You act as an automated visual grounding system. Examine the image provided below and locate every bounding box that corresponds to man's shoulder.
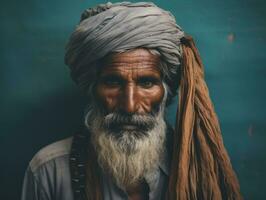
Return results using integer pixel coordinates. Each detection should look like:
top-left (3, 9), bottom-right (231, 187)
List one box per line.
top-left (29, 137), bottom-right (73, 173)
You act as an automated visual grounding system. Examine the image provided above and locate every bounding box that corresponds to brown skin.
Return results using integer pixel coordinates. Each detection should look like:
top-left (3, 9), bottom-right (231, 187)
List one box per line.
top-left (96, 48), bottom-right (164, 114)
top-left (95, 48), bottom-right (165, 199)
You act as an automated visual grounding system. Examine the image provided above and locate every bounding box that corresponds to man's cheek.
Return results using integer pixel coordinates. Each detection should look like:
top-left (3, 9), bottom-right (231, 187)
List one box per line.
top-left (138, 97), bottom-right (162, 113)
top-left (97, 93), bottom-right (118, 112)
top-left (142, 86), bottom-right (165, 108)
top-left (104, 96), bottom-right (118, 111)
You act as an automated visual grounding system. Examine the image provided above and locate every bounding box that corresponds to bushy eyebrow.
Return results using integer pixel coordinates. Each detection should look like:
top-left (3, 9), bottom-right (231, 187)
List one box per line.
top-left (99, 74), bottom-right (124, 82)
top-left (99, 73), bottom-right (123, 79)
top-left (137, 76), bottom-right (161, 82)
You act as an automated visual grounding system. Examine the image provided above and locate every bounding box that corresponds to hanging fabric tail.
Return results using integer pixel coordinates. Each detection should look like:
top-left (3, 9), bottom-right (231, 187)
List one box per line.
top-left (167, 36), bottom-right (242, 200)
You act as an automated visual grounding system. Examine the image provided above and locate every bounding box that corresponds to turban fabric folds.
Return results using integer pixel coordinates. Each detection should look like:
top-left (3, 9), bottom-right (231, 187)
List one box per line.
top-left (65, 2), bottom-right (184, 93)
top-left (66, 2), bottom-right (242, 200)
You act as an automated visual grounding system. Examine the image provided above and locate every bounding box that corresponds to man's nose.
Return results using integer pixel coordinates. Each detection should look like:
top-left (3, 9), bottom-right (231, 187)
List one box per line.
top-left (120, 84), bottom-right (138, 114)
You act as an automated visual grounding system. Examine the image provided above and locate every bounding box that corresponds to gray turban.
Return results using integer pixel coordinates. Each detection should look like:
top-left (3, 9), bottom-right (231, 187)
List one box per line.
top-left (65, 2), bottom-right (185, 94)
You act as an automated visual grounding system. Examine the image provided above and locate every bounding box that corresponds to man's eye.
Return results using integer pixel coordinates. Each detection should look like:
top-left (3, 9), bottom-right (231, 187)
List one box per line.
top-left (138, 78), bottom-right (158, 88)
top-left (139, 81), bottom-right (153, 88)
top-left (102, 77), bottom-right (121, 87)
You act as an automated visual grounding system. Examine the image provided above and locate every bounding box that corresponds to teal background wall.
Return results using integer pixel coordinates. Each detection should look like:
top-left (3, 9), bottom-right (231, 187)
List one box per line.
top-left (1, 0), bottom-right (266, 199)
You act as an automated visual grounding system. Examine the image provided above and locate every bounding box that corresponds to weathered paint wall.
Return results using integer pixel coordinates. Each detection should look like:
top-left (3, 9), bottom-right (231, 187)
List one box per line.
top-left (1, 0), bottom-right (266, 199)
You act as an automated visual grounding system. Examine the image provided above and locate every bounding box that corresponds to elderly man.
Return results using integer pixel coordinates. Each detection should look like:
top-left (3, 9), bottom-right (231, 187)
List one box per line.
top-left (21, 2), bottom-right (242, 200)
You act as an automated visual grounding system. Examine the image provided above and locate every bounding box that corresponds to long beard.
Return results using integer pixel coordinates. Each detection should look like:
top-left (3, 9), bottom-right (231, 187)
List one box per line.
top-left (85, 89), bottom-right (167, 189)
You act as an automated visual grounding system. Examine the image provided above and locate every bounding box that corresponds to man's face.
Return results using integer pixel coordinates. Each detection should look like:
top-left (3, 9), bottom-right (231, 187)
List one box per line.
top-left (96, 48), bottom-right (165, 116)
top-left (88, 49), bottom-right (167, 187)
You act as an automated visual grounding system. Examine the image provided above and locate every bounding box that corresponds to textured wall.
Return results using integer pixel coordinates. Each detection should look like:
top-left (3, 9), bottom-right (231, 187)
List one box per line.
top-left (1, 0), bottom-right (266, 199)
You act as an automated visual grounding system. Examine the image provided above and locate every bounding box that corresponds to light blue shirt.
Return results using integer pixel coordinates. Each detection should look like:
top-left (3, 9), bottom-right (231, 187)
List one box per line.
top-left (21, 137), bottom-right (170, 200)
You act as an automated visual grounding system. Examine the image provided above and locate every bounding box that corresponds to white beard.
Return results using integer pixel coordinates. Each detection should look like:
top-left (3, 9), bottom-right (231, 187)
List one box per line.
top-left (85, 85), bottom-right (168, 189)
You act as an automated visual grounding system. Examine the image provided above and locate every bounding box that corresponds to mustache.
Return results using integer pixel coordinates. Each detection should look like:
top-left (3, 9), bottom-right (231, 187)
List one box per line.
top-left (102, 112), bottom-right (157, 132)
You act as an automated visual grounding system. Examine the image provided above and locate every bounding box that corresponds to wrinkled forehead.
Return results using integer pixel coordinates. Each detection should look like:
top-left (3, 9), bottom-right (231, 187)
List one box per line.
top-left (97, 49), bottom-right (161, 77)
